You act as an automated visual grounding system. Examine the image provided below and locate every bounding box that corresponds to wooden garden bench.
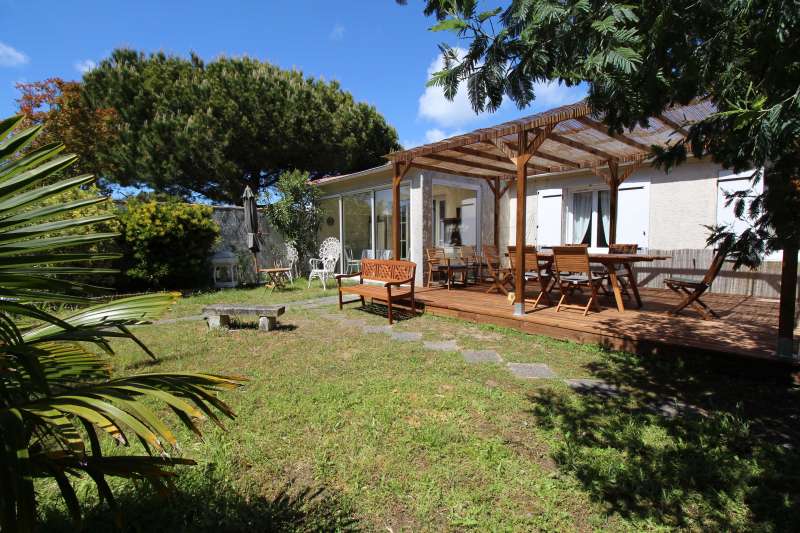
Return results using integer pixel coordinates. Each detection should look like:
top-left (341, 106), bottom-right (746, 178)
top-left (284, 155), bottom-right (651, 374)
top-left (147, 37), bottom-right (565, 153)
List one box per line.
top-left (336, 259), bottom-right (417, 324)
top-left (203, 304), bottom-right (285, 331)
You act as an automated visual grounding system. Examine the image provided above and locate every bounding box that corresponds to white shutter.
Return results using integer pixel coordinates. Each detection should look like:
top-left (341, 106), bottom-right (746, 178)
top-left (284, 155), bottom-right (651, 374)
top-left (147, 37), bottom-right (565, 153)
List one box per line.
top-left (617, 179), bottom-right (650, 248)
top-left (536, 188), bottom-right (563, 246)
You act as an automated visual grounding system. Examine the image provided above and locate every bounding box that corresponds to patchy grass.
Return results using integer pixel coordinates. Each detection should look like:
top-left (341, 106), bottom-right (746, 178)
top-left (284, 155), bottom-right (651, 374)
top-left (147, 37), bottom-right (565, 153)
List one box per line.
top-left (36, 287), bottom-right (799, 532)
top-left (166, 277), bottom-right (349, 318)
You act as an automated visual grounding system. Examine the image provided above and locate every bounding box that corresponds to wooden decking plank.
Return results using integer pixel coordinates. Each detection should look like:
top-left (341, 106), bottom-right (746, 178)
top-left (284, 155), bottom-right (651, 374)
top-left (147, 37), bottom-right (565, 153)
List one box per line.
top-left (408, 284), bottom-right (791, 363)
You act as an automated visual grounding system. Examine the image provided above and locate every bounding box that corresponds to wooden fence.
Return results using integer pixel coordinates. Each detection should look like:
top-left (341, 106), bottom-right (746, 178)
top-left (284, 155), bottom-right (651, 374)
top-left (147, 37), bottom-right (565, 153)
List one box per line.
top-left (634, 249), bottom-right (795, 300)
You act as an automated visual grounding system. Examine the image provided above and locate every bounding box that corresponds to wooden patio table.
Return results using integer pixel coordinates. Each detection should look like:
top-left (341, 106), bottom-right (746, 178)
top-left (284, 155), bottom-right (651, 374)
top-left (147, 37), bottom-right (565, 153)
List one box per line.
top-left (535, 251), bottom-right (670, 312)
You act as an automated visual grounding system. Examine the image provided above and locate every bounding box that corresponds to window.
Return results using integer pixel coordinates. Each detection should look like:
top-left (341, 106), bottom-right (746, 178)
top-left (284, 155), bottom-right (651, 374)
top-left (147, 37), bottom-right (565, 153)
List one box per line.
top-left (342, 192), bottom-right (372, 264)
top-left (431, 184), bottom-right (478, 247)
top-left (569, 190), bottom-right (609, 248)
top-left (374, 187), bottom-right (410, 259)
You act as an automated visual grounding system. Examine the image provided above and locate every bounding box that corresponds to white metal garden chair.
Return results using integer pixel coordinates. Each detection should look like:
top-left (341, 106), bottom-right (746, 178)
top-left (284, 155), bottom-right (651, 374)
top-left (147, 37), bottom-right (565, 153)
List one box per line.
top-left (284, 242), bottom-right (299, 283)
top-left (308, 237), bottom-right (341, 290)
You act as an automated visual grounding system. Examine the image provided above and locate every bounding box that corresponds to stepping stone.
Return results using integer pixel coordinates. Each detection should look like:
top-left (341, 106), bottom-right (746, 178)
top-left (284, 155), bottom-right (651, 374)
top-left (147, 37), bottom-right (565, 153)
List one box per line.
top-left (339, 318), bottom-right (366, 327)
top-left (391, 331), bottom-right (422, 342)
top-left (462, 349), bottom-right (503, 363)
top-left (649, 399), bottom-right (707, 418)
top-left (424, 339), bottom-right (460, 351)
top-left (566, 378), bottom-right (621, 398)
top-left (362, 325), bottom-right (393, 334)
top-left (507, 363), bottom-right (556, 379)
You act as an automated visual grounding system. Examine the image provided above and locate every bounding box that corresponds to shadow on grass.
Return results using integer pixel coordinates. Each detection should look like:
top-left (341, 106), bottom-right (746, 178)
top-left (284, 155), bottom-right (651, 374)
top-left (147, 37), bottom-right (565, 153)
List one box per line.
top-left (39, 475), bottom-right (359, 533)
top-left (528, 350), bottom-right (799, 531)
top-left (355, 302), bottom-right (418, 323)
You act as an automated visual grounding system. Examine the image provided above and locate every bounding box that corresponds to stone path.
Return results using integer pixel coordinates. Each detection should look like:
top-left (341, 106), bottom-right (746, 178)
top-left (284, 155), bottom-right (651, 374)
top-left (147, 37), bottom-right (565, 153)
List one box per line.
top-left (462, 350), bottom-right (503, 363)
top-left (391, 331), bottom-right (422, 342)
top-left (507, 363), bottom-right (556, 379)
top-left (423, 339), bottom-right (460, 351)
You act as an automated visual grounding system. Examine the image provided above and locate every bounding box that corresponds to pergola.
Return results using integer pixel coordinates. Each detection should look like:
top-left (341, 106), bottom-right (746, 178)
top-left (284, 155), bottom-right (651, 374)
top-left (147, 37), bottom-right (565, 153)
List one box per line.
top-left (385, 99), bottom-right (714, 315)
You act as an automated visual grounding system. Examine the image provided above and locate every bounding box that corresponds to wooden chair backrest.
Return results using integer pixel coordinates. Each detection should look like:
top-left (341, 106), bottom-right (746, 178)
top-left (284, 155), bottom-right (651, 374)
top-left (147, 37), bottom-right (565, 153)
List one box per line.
top-left (609, 243), bottom-right (638, 254)
top-left (702, 243), bottom-right (731, 287)
top-left (552, 245), bottom-right (591, 275)
top-left (361, 259), bottom-right (416, 283)
top-left (460, 245), bottom-right (477, 259)
top-left (426, 247), bottom-right (445, 263)
top-left (509, 250), bottom-right (542, 274)
top-left (482, 245), bottom-right (501, 266)
top-left (507, 245), bottom-right (537, 255)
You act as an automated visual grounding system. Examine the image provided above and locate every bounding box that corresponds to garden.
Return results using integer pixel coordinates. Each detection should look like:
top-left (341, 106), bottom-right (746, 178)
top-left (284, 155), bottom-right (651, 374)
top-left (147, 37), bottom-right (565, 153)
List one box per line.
top-left (3, 1), bottom-right (800, 530)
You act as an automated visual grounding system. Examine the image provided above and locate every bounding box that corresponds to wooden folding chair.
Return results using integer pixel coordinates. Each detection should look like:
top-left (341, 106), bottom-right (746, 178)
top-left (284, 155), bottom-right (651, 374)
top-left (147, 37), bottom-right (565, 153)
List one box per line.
top-left (482, 244), bottom-right (513, 294)
top-left (664, 244), bottom-right (729, 319)
top-left (425, 247), bottom-right (447, 287)
top-left (552, 245), bottom-right (608, 316)
top-left (506, 248), bottom-right (552, 311)
top-left (608, 243), bottom-right (642, 306)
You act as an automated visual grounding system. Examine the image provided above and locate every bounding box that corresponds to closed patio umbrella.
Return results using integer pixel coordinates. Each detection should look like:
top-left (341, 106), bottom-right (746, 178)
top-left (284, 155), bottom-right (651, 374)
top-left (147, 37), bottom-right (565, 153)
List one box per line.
top-left (242, 186), bottom-right (261, 275)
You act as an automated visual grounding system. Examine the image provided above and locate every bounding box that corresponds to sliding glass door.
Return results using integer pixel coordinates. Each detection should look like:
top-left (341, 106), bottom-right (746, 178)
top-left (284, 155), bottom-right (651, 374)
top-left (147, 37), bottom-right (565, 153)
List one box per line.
top-left (569, 189), bottom-right (609, 249)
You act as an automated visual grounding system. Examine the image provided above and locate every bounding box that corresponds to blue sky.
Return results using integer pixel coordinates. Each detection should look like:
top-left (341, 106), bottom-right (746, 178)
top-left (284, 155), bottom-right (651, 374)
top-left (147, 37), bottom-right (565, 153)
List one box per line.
top-left (0, 0), bottom-right (586, 151)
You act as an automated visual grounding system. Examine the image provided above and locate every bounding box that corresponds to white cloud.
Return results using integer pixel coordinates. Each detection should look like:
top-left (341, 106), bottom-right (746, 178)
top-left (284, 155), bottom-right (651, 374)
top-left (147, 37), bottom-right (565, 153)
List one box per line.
top-left (531, 80), bottom-right (587, 107)
top-left (329, 24), bottom-right (345, 41)
top-left (0, 42), bottom-right (29, 67)
top-left (74, 59), bottom-right (96, 74)
top-left (418, 49), bottom-right (588, 129)
top-left (417, 48), bottom-right (479, 128)
top-left (401, 128), bottom-right (464, 149)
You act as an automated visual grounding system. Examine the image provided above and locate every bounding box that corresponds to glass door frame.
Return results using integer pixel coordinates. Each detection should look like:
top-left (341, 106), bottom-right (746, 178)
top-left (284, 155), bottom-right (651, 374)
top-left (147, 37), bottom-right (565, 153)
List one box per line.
top-left (566, 185), bottom-right (610, 252)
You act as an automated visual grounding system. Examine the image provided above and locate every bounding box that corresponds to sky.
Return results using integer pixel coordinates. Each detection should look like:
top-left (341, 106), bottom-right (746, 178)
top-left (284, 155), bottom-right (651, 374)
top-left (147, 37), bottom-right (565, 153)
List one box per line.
top-left (0, 0), bottom-right (587, 151)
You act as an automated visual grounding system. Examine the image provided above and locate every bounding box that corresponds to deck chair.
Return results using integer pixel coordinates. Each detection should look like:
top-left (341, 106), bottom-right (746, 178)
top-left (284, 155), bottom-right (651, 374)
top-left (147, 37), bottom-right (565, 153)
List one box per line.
top-left (506, 247), bottom-right (552, 310)
top-left (664, 244), bottom-right (729, 319)
top-left (608, 243), bottom-right (640, 305)
top-left (552, 245), bottom-right (608, 316)
top-left (482, 244), bottom-right (513, 294)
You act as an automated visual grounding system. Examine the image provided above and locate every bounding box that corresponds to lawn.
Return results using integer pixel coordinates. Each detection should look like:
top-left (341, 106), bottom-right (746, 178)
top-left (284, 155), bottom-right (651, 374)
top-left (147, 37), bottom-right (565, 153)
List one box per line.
top-left (37, 287), bottom-right (799, 532)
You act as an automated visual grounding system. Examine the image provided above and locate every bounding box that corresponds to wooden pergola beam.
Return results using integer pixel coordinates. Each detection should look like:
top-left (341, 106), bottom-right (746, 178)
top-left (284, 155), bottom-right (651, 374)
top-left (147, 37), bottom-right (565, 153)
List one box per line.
top-left (422, 153), bottom-right (514, 175)
top-left (548, 132), bottom-right (619, 162)
top-left (409, 162), bottom-right (502, 181)
top-left (387, 101), bottom-right (590, 162)
top-left (576, 117), bottom-right (651, 152)
top-left (451, 146), bottom-right (514, 164)
top-left (658, 114), bottom-right (690, 136)
top-left (534, 149), bottom-right (580, 168)
top-left (391, 160), bottom-right (413, 260)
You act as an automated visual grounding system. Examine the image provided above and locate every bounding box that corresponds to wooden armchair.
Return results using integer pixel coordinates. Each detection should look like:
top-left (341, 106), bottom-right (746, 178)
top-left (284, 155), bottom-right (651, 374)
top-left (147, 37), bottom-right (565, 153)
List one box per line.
top-left (664, 244), bottom-right (729, 319)
top-left (552, 245), bottom-right (608, 316)
top-left (482, 244), bottom-right (513, 295)
top-left (507, 247), bottom-right (552, 310)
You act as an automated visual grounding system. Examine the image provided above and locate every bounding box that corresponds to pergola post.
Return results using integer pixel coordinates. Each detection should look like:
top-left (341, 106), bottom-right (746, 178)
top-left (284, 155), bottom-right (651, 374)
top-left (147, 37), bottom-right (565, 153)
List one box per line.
top-left (493, 176), bottom-right (501, 247)
top-left (607, 161), bottom-right (620, 245)
top-left (391, 161), bottom-right (412, 260)
top-left (513, 132), bottom-right (528, 316)
top-left (595, 158), bottom-right (644, 246)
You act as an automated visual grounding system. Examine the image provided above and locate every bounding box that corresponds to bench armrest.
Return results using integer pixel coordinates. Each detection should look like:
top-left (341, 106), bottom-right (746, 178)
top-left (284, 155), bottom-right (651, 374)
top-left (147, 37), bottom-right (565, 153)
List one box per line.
top-left (384, 276), bottom-right (415, 288)
top-left (336, 272), bottom-right (361, 280)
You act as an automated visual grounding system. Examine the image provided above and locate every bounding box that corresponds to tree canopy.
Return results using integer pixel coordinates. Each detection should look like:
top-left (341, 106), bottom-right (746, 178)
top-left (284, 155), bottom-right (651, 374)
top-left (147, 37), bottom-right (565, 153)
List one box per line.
top-left (410, 0), bottom-right (800, 355)
top-left (79, 49), bottom-right (400, 203)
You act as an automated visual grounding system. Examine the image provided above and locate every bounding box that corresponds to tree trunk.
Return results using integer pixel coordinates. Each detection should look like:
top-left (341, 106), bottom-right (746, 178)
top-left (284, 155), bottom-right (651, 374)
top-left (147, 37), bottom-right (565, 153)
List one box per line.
top-left (777, 238), bottom-right (798, 359)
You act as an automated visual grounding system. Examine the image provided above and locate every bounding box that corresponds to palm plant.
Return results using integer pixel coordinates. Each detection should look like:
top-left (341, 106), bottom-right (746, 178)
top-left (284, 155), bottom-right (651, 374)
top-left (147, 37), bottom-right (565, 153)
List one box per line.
top-left (0, 115), bottom-right (243, 532)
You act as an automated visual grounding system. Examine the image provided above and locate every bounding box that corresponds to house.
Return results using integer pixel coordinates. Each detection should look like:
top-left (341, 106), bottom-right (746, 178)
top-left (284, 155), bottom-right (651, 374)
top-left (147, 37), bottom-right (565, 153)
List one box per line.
top-left (315, 100), bottom-right (777, 297)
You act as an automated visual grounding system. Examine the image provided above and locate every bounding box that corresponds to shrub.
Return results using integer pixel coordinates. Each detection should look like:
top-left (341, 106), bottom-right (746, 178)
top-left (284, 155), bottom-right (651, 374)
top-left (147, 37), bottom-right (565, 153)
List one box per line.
top-left (118, 198), bottom-right (219, 289)
top-left (266, 170), bottom-right (322, 268)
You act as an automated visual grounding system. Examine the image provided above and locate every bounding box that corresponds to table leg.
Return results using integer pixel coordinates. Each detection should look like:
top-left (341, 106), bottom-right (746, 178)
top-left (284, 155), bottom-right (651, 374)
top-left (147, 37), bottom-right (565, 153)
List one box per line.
top-left (625, 263), bottom-right (643, 308)
top-left (207, 314), bottom-right (230, 329)
top-left (258, 316), bottom-right (277, 331)
top-left (607, 268), bottom-right (626, 312)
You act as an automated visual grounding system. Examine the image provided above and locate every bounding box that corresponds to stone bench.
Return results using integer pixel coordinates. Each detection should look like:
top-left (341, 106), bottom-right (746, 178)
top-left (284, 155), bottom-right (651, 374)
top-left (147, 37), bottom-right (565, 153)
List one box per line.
top-left (202, 304), bottom-right (286, 331)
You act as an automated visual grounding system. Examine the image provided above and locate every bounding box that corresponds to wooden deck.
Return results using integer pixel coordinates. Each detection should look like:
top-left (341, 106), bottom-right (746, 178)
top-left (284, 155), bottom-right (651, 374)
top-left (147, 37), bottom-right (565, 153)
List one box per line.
top-left (408, 283), bottom-right (798, 365)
